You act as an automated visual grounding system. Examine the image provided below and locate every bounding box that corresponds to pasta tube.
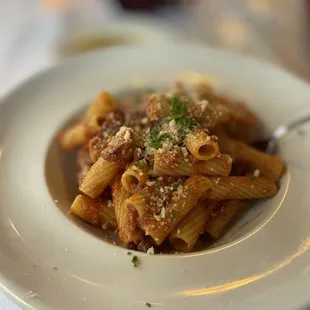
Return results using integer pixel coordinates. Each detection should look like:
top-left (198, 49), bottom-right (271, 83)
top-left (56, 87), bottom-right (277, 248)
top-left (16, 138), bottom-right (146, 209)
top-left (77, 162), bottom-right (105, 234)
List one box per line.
top-left (139, 175), bottom-right (213, 245)
top-left (70, 194), bottom-right (116, 229)
top-left (112, 179), bottom-right (143, 245)
top-left (209, 176), bottom-right (278, 200)
top-left (169, 202), bottom-right (209, 251)
top-left (79, 157), bottom-right (120, 198)
top-left (185, 129), bottom-right (220, 160)
top-left (216, 128), bottom-right (284, 181)
top-left (205, 200), bottom-right (244, 238)
top-left (121, 162), bottom-right (148, 192)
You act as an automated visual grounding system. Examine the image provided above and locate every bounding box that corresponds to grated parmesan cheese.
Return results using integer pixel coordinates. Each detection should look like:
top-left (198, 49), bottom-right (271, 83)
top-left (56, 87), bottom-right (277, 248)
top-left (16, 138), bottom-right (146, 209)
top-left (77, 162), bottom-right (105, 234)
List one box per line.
top-left (141, 117), bottom-right (148, 125)
top-left (27, 291), bottom-right (37, 299)
top-left (227, 155), bottom-right (232, 164)
top-left (181, 147), bottom-right (188, 157)
top-left (169, 119), bottom-right (176, 129)
top-left (116, 126), bottom-right (132, 140)
top-left (146, 247), bottom-right (155, 255)
top-left (116, 126), bottom-right (127, 136)
top-left (124, 130), bottom-right (131, 141)
top-left (160, 207), bottom-right (166, 219)
top-left (198, 100), bottom-right (209, 112)
top-left (154, 215), bottom-right (161, 222)
top-left (253, 169), bottom-right (260, 177)
top-left (146, 181), bottom-right (155, 187)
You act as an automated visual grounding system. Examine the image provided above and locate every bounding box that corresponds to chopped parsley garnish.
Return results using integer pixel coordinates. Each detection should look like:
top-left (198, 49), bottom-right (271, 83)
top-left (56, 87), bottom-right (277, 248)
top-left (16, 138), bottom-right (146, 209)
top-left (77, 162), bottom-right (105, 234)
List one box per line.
top-left (207, 107), bottom-right (214, 114)
top-left (250, 175), bottom-right (255, 181)
top-left (136, 161), bottom-right (147, 169)
top-left (167, 96), bottom-right (188, 120)
top-left (127, 252), bottom-right (132, 255)
top-left (177, 117), bottom-right (198, 139)
top-left (145, 302), bottom-right (152, 307)
top-left (166, 96), bottom-right (198, 139)
top-left (171, 181), bottom-right (182, 191)
top-left (170, 213), bottom-right (177, 221)
top-left (149, 127), bottom-right (170, 149)
top-left (148, 96), bottom-right (198, 151)
top-left (132, 255), bottom-right (139, 267)
top-left (202, 93), bottom-right (214, 102)
top-left (155, 183), bottom-right (161, 193)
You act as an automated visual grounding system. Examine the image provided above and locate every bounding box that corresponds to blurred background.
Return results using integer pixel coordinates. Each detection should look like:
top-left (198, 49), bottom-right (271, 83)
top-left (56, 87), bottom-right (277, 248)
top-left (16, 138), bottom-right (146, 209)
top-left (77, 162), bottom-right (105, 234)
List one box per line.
top-left (1, 0), bottom-right (310, 99)
top-left (0, 0), bottom-right (309, 309)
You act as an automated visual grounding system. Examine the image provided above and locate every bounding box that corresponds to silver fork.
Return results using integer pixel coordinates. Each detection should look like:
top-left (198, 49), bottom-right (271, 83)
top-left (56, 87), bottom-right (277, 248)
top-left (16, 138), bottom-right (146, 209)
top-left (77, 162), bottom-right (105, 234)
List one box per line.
top-left (252, 115), bottom-right (310, 154)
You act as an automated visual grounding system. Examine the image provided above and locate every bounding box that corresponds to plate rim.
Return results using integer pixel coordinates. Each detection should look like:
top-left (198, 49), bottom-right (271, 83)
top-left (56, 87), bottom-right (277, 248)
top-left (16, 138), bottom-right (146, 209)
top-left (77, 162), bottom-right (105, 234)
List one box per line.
top-left (0, 44), bottom-right (310, 310)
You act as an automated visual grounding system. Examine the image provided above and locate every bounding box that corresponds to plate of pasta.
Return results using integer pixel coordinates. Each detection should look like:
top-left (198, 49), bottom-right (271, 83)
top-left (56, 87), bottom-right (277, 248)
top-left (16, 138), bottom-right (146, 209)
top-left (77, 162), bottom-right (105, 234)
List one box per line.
top-left (0, 45), bottom-right (310, 310)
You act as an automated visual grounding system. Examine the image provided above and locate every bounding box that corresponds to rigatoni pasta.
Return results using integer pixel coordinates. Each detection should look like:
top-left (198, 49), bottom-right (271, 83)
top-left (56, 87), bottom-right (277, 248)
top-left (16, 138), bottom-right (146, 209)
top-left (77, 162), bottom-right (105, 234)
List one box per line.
top-left (58, 123), bottom-right (87, 151)
top-left (79, 157), bottom-right (120, 198)
top-left (209, 176), bottom-right (278, 200)
top-left (58, 92), bottom-right (117, 150)
top-left (185, 128), bottom-right (220, 160)
top-left (169, 201), bottom-right (209, 251)
top-left (205, 200), bottom-right (244, 238)
top-left (70, 194), bottom-right (116, 229)
top-left (138, 175), bottom-right (213, 245)
top-left (112, 179), bottom-right (143, 245)
top-left (121, 162), bottom-right (148, 192)
top-left (195, 154), bottom-right (232, 177)
top-left (59, 81), bottom-right (285, 253)
top-left (216, 127), bottom-right (284, 181)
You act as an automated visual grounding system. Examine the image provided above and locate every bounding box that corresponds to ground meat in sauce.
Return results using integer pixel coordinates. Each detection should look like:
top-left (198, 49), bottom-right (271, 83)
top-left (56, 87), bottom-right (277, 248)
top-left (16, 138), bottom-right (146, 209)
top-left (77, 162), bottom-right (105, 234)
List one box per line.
top-left (68, 85), bottom-right (273, 253)
top-left (156, 149), bottom-right (182, 170)
top-left (77, 144), bottom-right (92, 169)
top-left (101, 128), bottom-right (134, 164)
top-left (100, 110), bottom-right (125, 138)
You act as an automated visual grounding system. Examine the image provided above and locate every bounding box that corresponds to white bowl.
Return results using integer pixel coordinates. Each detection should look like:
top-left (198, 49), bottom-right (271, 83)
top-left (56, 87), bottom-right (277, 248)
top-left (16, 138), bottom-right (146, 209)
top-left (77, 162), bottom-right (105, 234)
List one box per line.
top-left (0, 45), bottom-right (310, 310)
top-left (58, 21), bottom-right (176, 57)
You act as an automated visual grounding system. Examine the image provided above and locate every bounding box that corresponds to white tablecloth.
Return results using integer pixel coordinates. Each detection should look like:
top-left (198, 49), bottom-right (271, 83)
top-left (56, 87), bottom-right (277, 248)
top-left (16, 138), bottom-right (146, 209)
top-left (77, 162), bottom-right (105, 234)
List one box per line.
top-left (0, 3), bottom-right (58, 309)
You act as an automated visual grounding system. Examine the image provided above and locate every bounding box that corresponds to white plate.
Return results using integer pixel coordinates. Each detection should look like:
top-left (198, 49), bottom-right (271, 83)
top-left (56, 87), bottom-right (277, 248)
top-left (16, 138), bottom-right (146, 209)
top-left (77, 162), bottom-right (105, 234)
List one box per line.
top-left (58, 20), bottom-right (178, 57)
top-left (0, 45), bottom-right (310, 310)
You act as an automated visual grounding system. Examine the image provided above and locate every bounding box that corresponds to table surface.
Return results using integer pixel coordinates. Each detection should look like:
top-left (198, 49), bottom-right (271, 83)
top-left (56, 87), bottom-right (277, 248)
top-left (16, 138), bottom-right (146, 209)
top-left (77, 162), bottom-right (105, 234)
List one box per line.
top-left (1, 0), bottom-right (310, 309)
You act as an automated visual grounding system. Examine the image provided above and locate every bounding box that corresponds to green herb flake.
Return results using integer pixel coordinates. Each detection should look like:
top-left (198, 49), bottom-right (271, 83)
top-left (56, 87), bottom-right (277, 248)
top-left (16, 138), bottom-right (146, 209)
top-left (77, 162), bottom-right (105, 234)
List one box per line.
top-left (171, 181), bottom-right (182, 191)
top-left (164, 95), bottom-right (199, 140)
top-left (250, 175), bottom-right (255, 181)
top-left (132, 255), bottom-right (139, 267)
top-left (155, 184), bottom-right (161, 193)
top-left (145, 302), bottom-right (152, 308)
top-left (170, 214), bottom-right (177, 221)
top-left (177, 117), bottom-right (198, 139)
top-left (167, 96), bottom-right (188, 120)
top-left (203, 93), bottom-right (214, 102)
top-left (149, 127), bottom-right (170, 150)
top-left (127, 252), bottom-right (132, 255)
top-left (207, 107), bottom-right (214, 114)
top-left (136, 161), bottom-right (146, 169)
top-left (179, 117), bottom-right (197, 131)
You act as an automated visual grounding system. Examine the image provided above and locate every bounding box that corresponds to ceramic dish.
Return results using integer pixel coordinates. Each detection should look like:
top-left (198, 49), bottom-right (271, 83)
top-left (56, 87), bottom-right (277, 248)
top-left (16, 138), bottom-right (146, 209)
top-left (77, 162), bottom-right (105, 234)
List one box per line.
top-left (58, 20), bottom-right (177, 57)
top-left (0, 45), bottom-right (310, 310)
